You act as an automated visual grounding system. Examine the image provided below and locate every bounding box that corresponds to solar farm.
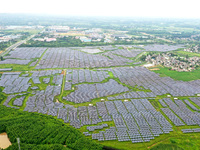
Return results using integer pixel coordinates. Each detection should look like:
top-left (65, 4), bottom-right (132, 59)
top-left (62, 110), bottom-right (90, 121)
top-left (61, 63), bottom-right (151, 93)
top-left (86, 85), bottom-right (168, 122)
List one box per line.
top-left (1, 45), bottom-right (200, 149)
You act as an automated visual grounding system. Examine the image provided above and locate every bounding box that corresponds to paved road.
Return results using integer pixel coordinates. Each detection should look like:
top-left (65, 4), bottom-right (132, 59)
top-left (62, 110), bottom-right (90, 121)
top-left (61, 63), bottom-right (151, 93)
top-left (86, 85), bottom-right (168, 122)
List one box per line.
top-left (0, 34), bottom-right (36, 57)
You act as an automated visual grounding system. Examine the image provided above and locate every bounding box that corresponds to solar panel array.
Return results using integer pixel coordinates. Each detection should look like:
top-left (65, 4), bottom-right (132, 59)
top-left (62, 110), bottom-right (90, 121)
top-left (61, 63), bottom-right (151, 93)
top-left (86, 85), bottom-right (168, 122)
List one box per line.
top-left (0, 47), bottom-right (46, 65)
top-left (29, 59), bottom-right (39, 66)
top-left (189, 97), bottom-right (200, 107)
top-left (184, 100), bottom-right (200, 111)
top-left (13, 96), bottom-right (176, 143)
top-left (162, 98), bottom-right (200, 126)
top-left (13, 96), bottom-right (26, 106)
top-left (142, 44), bottom-right (184, 52)
top-left (90, 99), bottom-right (173, 143)
top-left (3, 95), bottom-right (18, 108)
top-left (0, 45), bottom-right (183, 66)
top-left (34, 48), bottom-right (133, 69)
top-left (110, 67), bottom-right (200, 97)
top-left (87, 124), bottom-right (108, 131)
top-left (66, 69), bottom-right (110, 84)
top-left (1, 44), bottom-right (200, 145)
top-left (0, 72), bottom-right (31, 94)
top-left (181, 128), bottom-right (200, 133)
top-left (4, 47), bottom-right (46, 60)
top-left (24, 84), bottom-right (61, 113)
top-left (104, 49), bottom-right (142, 58)
top-left (63, 79), bottom-right (129, 103)
top-left (0, 59), bottom-right (31, 65)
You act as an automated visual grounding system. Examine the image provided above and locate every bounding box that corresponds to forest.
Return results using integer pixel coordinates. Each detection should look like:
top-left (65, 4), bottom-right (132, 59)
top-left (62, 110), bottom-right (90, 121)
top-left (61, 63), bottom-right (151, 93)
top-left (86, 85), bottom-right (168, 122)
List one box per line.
top-left (0, 105), bottom-right (103, 150)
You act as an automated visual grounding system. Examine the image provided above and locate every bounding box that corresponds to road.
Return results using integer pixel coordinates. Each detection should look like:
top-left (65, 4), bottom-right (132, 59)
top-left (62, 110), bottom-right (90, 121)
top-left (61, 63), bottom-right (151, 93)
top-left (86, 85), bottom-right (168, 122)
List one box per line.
top-left (0, 34), bottom-right (36, 57)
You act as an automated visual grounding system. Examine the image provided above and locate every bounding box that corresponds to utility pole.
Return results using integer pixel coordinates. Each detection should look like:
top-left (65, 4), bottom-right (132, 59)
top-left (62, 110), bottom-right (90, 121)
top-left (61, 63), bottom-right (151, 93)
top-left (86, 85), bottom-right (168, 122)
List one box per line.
top-left (17, 138), bottom-right (21, 150)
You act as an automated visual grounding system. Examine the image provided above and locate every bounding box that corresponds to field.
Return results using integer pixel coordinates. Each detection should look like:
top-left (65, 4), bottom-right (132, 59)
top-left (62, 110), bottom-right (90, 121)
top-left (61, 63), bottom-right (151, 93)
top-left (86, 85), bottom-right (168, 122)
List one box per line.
top-left (152, 66), bottom-right (200, 81)
top-left (98, 133), bottom-right (200, 150)
top-left (174, 51), bottom-right (200, 58)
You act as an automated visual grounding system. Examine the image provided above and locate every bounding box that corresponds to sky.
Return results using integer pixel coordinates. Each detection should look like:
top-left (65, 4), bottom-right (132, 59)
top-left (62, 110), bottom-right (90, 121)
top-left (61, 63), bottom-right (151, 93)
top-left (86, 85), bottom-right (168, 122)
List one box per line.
top-left (0, 0), bottom-right (200, 18)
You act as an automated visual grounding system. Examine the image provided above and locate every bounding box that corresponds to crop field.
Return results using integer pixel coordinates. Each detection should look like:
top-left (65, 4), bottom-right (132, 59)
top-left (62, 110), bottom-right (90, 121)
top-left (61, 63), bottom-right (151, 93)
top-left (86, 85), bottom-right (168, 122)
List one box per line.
top-left (1, 45), bottom-right (200, 150)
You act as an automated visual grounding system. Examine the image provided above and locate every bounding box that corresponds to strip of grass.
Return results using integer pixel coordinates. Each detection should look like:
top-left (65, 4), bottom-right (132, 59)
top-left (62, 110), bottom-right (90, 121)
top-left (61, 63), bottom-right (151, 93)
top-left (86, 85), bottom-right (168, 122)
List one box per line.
top-left (0, 87), bottom-right (7, 104)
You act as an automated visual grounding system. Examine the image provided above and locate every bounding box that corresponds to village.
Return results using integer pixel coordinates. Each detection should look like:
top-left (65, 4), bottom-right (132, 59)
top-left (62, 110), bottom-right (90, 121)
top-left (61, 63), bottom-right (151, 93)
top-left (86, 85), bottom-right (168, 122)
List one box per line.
top-left (145, 52), bottom-right (200, 72)
top-left (32, 26), bottom-right (150, 44)
top-left (184, 44), bottom-right (200, 53)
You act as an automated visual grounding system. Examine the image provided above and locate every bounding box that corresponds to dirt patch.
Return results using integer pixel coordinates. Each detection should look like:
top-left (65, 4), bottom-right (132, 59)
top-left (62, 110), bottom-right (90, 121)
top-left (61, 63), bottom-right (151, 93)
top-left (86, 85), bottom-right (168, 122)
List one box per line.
top-left (0, 133), bottom-right (12, 149)
top-left (149, 68), bottom-right (160, 71)
top-left (61, 70), bottom-right (65, 75)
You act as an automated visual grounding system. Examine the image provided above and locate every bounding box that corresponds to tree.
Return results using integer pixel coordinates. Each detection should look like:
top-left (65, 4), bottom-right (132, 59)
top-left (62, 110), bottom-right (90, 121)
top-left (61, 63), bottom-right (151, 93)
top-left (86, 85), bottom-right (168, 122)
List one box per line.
top-left (140, 55), bottom-right (146, 61)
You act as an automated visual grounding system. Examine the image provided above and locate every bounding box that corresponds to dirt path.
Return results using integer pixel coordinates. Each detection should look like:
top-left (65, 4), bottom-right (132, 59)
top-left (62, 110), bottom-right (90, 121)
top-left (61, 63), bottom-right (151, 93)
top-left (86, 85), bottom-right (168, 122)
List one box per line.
top-left (61, 69), bottom-right (67, 96)
top-left (0, 133), bottom-right (12, 149)
top-left (147, 137), bottom-right (169, 149)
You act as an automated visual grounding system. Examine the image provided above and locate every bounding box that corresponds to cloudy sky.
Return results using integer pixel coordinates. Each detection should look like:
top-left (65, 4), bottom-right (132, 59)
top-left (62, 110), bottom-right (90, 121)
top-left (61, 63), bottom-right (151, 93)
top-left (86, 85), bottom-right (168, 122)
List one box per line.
top-left (0, 0), bottom-right (199, 18)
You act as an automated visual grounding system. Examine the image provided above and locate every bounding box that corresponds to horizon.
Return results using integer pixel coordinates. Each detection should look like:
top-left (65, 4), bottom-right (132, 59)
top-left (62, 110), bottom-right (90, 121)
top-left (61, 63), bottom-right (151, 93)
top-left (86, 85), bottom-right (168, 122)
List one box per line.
top-left (1, 13), bottom-right (200, 20)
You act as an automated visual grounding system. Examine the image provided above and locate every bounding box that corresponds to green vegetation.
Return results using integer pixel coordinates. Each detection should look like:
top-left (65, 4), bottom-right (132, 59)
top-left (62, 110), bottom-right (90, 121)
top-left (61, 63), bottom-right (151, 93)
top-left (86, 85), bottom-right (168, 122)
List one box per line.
top-left (174, 50), bottom-right (200, 57)
top-left (152, 66), bottom-right (200, 81)
top-left (0, 29), bottom-right (41, 51)
top-left (0, 87), bottom-right (7, 104)
top-left (6, 143), bottom-right (71, 150)
top-left (150, 144), bottom-right (184, 150)
top-left (0, 63), bottom-right (33, 71)
top-left (0, 105), bottom-right (103, 150)
top-left (140, 55), bottom-right (147, 61)
top-left (1, 15), bottom-right (200, 150)
top-left (98, 133), bottom-right (200, 150)
top-left (0, 41), bottom-right (15, 51)
top-left (21, 36), bottom-right (111, 47)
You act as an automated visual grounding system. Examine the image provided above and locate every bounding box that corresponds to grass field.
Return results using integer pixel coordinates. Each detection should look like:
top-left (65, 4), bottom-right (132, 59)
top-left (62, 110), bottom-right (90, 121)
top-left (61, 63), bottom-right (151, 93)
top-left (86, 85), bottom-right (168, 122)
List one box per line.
top-left (151, 66), bottom-right (200, 81)
top-left (97, 132), bottom-right (200, 150)
top-left (174, 51), bottom-right (200, 57)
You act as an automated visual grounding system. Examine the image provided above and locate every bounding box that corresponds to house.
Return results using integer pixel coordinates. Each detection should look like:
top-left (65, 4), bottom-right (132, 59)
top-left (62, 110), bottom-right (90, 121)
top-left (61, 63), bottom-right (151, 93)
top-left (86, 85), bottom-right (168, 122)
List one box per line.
top-left (45, 38), bottom-right (56, 42)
